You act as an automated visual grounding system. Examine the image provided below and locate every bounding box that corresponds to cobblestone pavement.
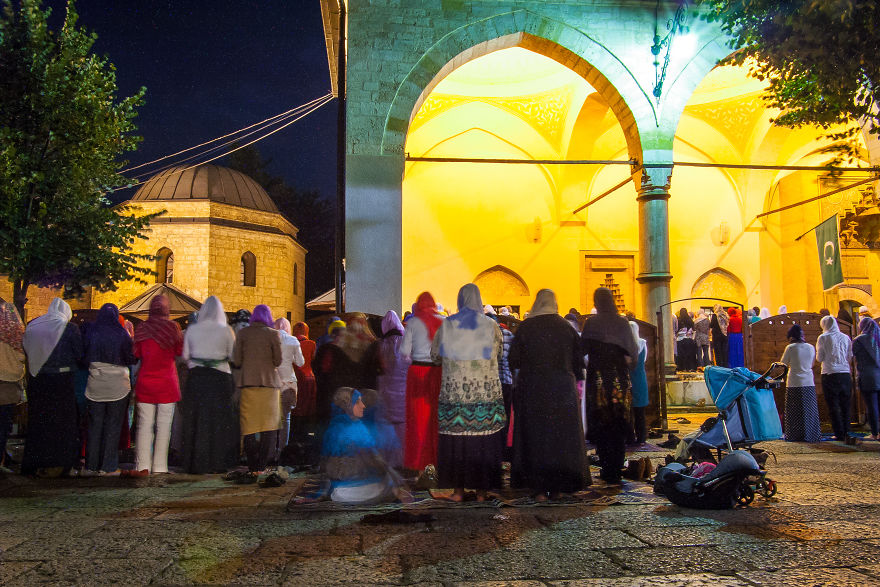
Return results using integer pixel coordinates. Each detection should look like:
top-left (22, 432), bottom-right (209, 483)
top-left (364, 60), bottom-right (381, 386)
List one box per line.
top-left (2, 437), bottom-right (880, 585)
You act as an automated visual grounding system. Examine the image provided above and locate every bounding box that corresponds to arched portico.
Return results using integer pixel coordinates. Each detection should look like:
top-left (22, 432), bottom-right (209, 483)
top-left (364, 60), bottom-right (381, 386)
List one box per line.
top-left (347, 7), bottom-right (693, 321)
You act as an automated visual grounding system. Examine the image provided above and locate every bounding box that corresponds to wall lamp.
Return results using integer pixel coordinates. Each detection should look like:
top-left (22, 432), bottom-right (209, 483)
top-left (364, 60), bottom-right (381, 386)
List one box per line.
top-left (651, 0), bottom-right (690, 102)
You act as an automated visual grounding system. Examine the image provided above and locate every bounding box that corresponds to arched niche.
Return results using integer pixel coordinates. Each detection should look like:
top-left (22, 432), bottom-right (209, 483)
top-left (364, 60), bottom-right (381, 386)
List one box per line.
top-left (156, 247), bottom-right (173, 284)
top-left (473, 265), bottom-right (529, 305)
top-left (241, 251), bottom-right (256, 287)
top-left (690, 267), bottom-right (746, 307)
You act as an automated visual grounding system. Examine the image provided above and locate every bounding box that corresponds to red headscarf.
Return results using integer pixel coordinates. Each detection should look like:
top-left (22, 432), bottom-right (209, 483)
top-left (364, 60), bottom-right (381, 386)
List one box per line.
top-left (413, 291), bottom-right (442, 340)
top-left (292, 321), bottom-right (310, 339)
top-left (133, 295), bottom-right (182, 350)
top-left (727, 307), bottom-right (743, 334)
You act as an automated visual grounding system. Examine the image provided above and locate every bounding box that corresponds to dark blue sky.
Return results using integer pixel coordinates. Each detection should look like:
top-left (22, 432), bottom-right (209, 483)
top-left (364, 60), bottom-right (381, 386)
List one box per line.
top-left (48, 0), bottom-right (337, 200)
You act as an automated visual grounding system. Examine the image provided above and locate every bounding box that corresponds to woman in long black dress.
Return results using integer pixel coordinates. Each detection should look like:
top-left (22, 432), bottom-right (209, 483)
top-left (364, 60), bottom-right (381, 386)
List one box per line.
top-left (581, 288), bottom-right (638, 484)
top-left (509, 289), bottom-right (588, 499)
top-left (180, 296), bottom-right (239, 473)
top-left (21, 298), bottom-right (83, 477)
top-left (710, 305), bottom-right (729, 367)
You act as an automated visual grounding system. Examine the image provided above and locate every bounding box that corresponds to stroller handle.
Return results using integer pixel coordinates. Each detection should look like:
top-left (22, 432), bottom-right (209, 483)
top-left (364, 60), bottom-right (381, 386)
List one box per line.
top-left (754, 362), bottom-right (788, 389)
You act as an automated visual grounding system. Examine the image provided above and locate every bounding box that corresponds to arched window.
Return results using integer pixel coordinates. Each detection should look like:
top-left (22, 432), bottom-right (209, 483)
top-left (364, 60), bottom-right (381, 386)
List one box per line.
top-left (241, 251), bottom-right (256, 287)
top-left (156, 248), bottom-right (173, 284)
top-left (293, 263), bottom-right (298, 295)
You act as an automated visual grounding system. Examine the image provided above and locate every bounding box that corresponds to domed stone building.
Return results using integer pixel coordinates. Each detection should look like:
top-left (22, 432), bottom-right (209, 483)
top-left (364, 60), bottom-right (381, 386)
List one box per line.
top-left (91, 164), bottom-right (306, 322)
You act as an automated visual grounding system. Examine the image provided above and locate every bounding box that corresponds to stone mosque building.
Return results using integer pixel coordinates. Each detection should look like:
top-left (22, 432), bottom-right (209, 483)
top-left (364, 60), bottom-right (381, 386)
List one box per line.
top-left (323, 0), bottom-right (880, 331)
top-left (3, 164), bottom-right (306, 323)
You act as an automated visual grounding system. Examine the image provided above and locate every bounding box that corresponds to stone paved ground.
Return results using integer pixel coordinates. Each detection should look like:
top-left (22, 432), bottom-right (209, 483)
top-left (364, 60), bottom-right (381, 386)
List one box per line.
top-left (2, 436), bottom-right (880, 586)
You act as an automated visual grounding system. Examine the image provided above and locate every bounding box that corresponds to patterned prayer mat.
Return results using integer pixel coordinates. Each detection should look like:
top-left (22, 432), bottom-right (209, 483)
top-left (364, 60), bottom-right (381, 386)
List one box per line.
top-left (285, 474), bottom-right (667, 512)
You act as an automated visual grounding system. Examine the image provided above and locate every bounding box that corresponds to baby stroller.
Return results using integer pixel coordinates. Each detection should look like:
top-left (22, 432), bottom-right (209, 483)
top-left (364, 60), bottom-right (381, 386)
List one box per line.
top-left (656, 364), bottom-right (786, 507)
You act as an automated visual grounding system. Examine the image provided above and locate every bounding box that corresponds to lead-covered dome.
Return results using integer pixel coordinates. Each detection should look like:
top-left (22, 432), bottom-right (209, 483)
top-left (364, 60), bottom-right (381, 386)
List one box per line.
top-left (131, 164), bottom-right (279, 213)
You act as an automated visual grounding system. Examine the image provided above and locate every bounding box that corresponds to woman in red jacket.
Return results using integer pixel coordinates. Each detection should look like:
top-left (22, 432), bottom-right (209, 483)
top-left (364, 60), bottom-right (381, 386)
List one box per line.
top-left (291, 322), bottom-right (318, 458)
top-left (130, 295), bottom-right (183, 476)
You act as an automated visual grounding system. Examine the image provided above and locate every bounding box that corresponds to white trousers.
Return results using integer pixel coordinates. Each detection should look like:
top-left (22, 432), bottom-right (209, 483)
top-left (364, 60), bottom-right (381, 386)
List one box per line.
top-left (135, 402), bottom-right (175, 473)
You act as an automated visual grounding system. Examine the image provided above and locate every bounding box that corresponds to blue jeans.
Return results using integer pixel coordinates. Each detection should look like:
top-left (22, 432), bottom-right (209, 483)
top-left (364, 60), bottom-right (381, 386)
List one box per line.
top-left (864, 389), bottom-right (879, 437)
top-left (86, 396), bottom-right (128, 472)
top-left (822, 373), bottom-right (852, 440)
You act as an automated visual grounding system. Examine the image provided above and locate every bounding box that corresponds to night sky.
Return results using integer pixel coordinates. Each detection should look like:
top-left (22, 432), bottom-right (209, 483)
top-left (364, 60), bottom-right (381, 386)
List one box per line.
top-left (46, 0), bottom-right (337, 202)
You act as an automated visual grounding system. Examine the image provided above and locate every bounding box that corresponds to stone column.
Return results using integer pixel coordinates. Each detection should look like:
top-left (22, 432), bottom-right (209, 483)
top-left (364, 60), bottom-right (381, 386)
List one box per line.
top-left (345, 153), bottom-right (405, 316)
top-left (636, 164), bottom-right (674, 365)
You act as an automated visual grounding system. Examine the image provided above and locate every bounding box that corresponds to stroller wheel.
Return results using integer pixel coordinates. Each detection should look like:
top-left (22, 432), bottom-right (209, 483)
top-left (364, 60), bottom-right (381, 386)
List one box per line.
top-left (736, 484), bottom-right (755, 506)
top-left (759, 479), bottom-right (777, 497)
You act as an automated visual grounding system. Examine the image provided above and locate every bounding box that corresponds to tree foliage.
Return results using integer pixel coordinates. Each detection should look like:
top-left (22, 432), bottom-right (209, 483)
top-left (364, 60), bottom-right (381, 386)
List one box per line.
top-left (225, 146), bottom-right (335, 301)
top-left (0, 0), bottom-right (155, 316)
top-left (701, 0), bottom-right (880, 159)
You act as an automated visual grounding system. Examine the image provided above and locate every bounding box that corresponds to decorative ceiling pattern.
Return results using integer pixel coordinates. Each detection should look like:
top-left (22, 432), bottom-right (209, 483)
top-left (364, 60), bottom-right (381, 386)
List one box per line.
top-left (409, 85), bottom-right (576, 152)
top-left (685, 95), bottom-right (767, 150)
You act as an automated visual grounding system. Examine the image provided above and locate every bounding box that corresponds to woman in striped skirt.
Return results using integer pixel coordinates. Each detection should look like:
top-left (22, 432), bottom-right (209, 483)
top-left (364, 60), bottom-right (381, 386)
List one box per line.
top-left (779, 324), bottom-right (821, 442)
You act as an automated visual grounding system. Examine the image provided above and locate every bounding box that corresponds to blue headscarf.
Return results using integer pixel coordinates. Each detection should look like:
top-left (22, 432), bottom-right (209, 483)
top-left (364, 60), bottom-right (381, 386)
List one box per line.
top-left (85, 303), bottom-right (133, 366)
top-left (860, 317), bottom-right (880, 355)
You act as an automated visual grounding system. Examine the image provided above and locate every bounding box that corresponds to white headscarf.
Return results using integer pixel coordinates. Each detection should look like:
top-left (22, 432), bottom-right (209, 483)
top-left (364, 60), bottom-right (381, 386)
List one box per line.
top-left (760, 307), bottom-right (770, 319)
top-left (483, 304), bottom-right (496, 315)
top-left (821, 314), bottom-right (840, 334)
top-left (528, 289), bottom-right (558, 318)
top-left (435, 283), bottom-right (499, 361)
top-left (630, 320), bottom-right (647, 356)
top-left (184, 296), bottom-right (232, 348)
top-left (23, 297), bottom-right (73, 376)
top-left (778, 305), bottom-right (788, 315)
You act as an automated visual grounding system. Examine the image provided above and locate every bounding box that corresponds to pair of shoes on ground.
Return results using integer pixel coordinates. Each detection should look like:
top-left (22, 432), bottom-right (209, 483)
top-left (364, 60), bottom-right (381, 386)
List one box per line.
top-left (622, 457), bottom-right (654, 482)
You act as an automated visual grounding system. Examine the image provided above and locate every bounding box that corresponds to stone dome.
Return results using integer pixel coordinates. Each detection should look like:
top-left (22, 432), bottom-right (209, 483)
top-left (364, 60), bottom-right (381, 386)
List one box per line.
top-left (131, 164), bottom-right (279, 213)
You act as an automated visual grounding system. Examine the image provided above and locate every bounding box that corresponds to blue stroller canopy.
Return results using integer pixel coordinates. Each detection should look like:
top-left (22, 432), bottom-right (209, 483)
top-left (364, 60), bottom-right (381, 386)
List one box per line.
top-left (700, 366), bottom-right (783, 446)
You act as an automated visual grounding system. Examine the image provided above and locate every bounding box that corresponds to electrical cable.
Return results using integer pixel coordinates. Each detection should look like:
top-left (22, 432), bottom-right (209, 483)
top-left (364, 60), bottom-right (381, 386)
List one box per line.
top-left (120, 93), bottom-right (332, 174)
top-left (108, 94), bottom-right (334, 194)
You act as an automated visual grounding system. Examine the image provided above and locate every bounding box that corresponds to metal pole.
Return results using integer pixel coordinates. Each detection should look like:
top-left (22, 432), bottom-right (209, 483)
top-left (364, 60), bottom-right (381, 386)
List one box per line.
top-left (757, 175), bottom-right (878, 220)
top-left (334, 1), bottom-right (346, 314)
top-left (656, 309), bottom-right (669, 432)
top-left (571, 174), bottom-right (636, 214)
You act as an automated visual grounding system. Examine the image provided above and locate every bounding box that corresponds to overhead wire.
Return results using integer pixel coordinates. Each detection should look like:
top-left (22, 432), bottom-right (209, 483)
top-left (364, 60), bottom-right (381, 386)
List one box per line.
top-left (120, 93), bottom-right (332, 174)
top-left (108, 93), bottom-right (334, 194)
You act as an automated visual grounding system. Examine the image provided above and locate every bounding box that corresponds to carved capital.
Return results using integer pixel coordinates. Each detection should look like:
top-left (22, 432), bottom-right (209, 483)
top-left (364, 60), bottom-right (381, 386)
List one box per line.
top-left (637, 165), bottom-right (673, 201)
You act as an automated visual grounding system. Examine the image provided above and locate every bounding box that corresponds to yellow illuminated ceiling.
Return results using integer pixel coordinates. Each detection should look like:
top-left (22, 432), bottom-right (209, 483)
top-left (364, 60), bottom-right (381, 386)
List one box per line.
top-left (408, 48), bottom-right (599, 155)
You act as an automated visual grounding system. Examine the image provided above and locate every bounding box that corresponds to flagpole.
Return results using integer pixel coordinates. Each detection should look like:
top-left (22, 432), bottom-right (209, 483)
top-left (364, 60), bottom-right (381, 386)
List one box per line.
top-left (794, 213), bottom-right (839, 242)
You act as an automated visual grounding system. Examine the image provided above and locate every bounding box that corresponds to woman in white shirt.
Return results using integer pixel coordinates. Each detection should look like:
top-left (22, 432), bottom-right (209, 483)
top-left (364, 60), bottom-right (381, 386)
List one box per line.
top-left (780, 324), bottom-right (821, 442)
top-left (273, 318), bottom-right (305, 459)
top-left (400, 291), bottom-right (444, 472)
top-left (180, 296), bottom-right (239, 473)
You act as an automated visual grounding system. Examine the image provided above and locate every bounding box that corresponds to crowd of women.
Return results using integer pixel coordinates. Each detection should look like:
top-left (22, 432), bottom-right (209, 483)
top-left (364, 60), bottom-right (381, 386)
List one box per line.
top-left (672, 305), bottom-right (758, 371)
top-left (9, 284), bottom-right (874, 501)
top-left (0, 282), bottom-right (657, 501)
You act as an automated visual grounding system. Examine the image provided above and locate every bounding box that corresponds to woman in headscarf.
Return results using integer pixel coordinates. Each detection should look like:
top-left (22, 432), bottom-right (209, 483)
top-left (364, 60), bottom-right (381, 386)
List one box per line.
top-left (674, 308), bottom-right (698, 372)
top-left (321, 387), bottom-right (400, 504)
top-left (129, 295), bottom-right (183, 476)
top-left (759, 307), bottom-right (771, 320)
top-left (853, 317), bottom-right (880, 440)
top-left (727, 308), bottom-right (744, 368)
top-left (778, 305), bottom-right (788, 315)
top-left (179, 296), bottom-right (239, 474)
top-left (274, 317), bottom-right (305, 461)
top-left (628, 321), bottom-right (650, 445)
top-left (508, 289), bottom-right (587, 500)
top-left (709, 305), bottom-right (729, 367)
top-left (431, 284), bottom-right (506, 501)
top-left (816, 315), bottom-right (853, 441)
top-left (290, 321), bottom-right (318, 461)
top-left (376, 311), bottom-right (410, 467)
top-left (580, 287), bottom-right (638, 484)
top-left (400, 292), bottom-right (444, 472)
top-left (233, 304), bottom-right (282, 478)
top-left (0, 303), bottom-right (25, 472)
top-left (837, 302), bottom-right (853, 326)
top-left (81, 304), bottom-right (137, 476)
top-left (749, 306), bottom-right (762, 324)
top-left (693, 310), bottom-right (711, 367)
top-left (779, 324), bottom-right (820, 442)
top-left (314, 314), bottom-right (381, 429)
top-left (20, 298), bottom-right (83, 477)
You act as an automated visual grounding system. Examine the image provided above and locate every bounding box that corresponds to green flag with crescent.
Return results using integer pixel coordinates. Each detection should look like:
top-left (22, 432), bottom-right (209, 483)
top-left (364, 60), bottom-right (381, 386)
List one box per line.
top-left (815, 214), bottom-right (844, 291)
